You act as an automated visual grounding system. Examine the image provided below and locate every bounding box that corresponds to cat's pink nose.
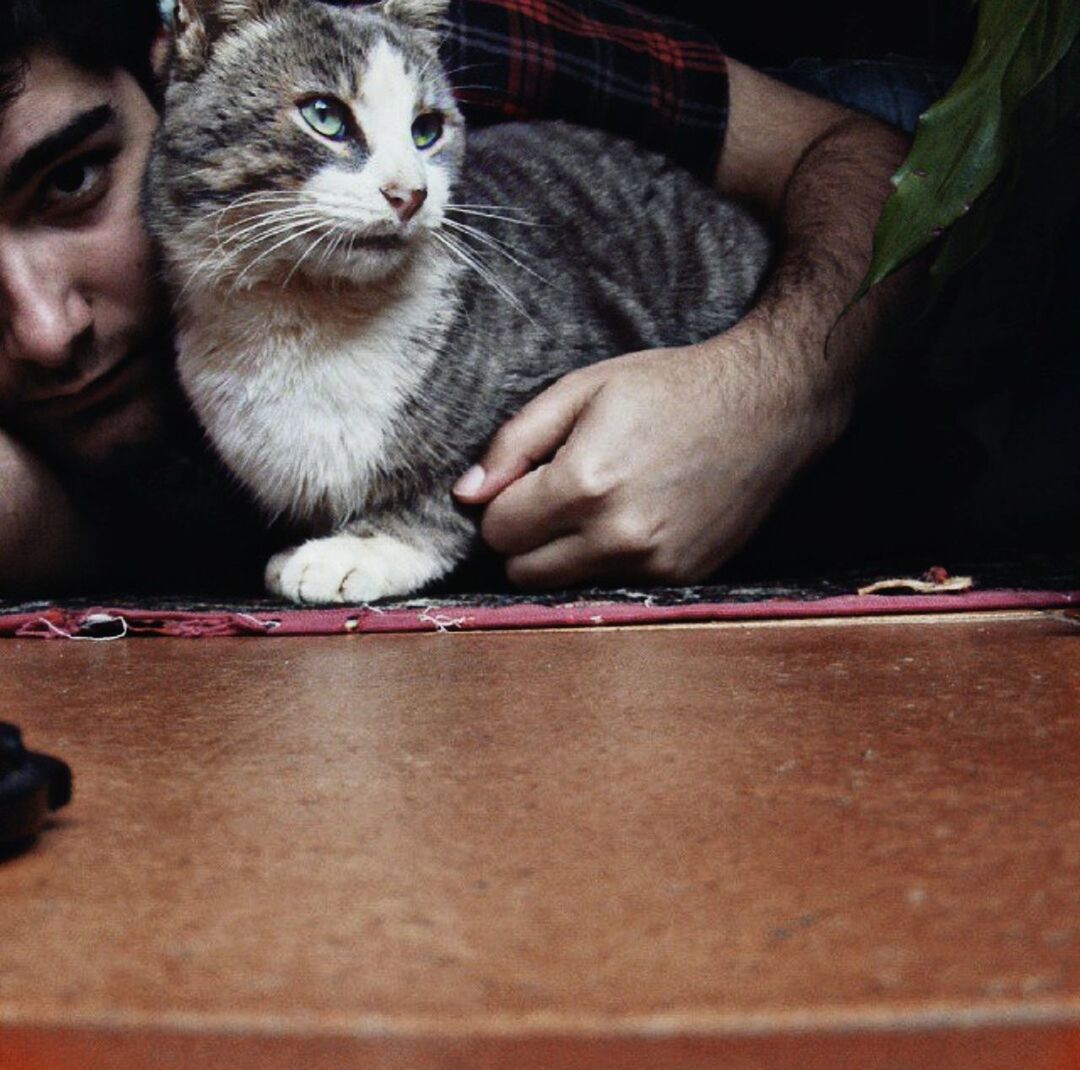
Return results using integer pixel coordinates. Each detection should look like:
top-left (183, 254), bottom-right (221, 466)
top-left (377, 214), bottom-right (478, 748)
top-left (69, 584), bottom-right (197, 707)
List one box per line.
top-left (381, 185), bottom-right (427, 223)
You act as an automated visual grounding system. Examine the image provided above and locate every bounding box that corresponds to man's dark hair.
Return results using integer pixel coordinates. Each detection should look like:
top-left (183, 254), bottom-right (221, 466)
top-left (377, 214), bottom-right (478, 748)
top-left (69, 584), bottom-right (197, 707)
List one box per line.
top-left (0, 0), bottom-right (161, 111)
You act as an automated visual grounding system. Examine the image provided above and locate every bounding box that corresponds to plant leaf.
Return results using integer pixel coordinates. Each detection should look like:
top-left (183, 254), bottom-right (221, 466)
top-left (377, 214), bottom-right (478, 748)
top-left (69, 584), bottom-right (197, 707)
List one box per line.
top-left (853, 0), bottom-right (1080, 302)
top-left (929, 33), bottom-right (1080, 286)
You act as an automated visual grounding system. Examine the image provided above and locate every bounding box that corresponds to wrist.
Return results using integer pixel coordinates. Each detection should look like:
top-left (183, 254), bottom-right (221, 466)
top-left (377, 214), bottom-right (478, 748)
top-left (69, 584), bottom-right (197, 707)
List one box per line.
top-left (734, 109), bottom-right (913, 414)
top-left (695, 311), bottom-right (855, 461)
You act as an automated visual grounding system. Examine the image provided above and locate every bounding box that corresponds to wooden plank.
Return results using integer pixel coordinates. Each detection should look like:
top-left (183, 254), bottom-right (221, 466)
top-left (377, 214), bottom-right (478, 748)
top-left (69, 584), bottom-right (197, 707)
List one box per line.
top-left (2, 1021), bottom-right (1079, 1069)
top-left (2, 612), bottom-right (1078, 1067)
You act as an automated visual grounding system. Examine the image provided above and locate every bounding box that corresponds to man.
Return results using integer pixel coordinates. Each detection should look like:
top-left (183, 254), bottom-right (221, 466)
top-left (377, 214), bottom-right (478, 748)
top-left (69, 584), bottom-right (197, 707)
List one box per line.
top-left (0, 0), bottom-right (913, 597)
top-left (0, 1), bottom-right (171, 590)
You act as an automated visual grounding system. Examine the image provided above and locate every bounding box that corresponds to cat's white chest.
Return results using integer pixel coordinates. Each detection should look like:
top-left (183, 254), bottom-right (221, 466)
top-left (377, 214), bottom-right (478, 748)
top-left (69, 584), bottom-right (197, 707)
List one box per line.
top-left (176, 271), bottom-right (448, 523)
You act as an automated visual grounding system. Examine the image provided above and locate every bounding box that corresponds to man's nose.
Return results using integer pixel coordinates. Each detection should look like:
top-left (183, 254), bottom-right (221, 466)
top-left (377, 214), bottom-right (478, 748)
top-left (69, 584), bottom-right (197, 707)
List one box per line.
top-left (0, 247), bottom-right (93, 368)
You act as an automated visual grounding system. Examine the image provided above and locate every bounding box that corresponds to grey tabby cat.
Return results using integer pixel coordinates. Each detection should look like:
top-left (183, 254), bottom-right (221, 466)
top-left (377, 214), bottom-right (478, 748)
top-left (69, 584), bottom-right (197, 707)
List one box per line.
top-left (145, 0), bottom-right (770, 603)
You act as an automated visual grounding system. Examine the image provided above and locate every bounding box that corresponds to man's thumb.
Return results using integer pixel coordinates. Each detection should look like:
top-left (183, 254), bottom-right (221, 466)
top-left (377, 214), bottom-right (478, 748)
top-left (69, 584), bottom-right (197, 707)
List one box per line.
top-left (452, 375), bottom-right (594, 503)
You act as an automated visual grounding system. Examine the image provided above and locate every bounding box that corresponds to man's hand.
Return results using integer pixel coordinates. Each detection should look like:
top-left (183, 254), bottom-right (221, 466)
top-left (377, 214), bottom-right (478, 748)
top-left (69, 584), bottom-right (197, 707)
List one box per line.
top-left (453, 325), bottom-right (844, 588)
top-left (455, 58), bottom-right (914, 590)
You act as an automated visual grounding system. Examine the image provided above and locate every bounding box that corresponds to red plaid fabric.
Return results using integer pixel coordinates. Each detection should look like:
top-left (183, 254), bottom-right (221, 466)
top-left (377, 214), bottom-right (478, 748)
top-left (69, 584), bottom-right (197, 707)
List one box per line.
top-left (442, 0), bottom-right (729, 179)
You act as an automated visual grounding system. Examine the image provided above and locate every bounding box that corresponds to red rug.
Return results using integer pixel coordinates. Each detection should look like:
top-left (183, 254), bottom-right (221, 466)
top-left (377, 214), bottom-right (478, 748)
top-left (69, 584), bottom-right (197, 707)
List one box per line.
top-left (1, 561), bottom-right (1076, 639)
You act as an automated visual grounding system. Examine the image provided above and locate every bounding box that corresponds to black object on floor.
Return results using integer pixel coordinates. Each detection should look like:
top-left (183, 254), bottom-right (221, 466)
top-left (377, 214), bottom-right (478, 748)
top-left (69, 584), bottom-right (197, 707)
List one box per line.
top-left (0, 723), bottom-right (72, 850)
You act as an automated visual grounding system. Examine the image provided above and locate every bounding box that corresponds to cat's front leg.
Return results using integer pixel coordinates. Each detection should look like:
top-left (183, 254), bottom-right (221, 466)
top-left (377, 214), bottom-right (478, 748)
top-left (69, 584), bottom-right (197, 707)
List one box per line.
top-left (266, 531), bottom-right (455, 604)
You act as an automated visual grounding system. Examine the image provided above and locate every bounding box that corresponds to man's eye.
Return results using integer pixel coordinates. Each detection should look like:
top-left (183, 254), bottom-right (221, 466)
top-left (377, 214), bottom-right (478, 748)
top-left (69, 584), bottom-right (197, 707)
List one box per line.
top-left (39, 155), bottom-right (110, 211)
top-left (51, 161), bottom-right (95, 195)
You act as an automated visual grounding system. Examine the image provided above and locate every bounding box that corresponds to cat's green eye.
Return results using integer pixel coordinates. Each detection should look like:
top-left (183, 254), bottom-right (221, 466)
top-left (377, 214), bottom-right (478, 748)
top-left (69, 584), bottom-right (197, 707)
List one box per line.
top-left (411, 112), bottom-right (443, 150)
top-left (299, 97), bottom-right (350, 141)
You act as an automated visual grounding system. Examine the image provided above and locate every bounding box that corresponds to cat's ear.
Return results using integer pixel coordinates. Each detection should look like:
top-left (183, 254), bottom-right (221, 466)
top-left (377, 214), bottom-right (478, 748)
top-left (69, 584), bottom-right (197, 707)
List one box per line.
top-left (169, 0), bottom-right (212, 76)
top-left (167, 0), bottom-right (282, 77)
top-left (379, 0), bottom-right (451, 35)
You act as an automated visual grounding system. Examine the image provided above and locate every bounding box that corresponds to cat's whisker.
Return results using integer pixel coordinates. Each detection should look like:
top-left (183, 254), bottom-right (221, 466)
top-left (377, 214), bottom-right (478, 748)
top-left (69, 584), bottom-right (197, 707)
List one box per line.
top-left (441, 219), bottom-right (550, 286)
top-left (446, 84), bottom-right (503, 95)
top-left (230, 222), bottom-right (329, 291)
top-left (416, 48), bottom-right (483, 95)
top-left (311, 223), bottom-right (343, 267)
top-left (209, 193), bottom-right (313, 237)
top-left (175, 249), bottom-right (253, 306)
top-left (432, 231), bottom-right (532, 320)
top-left (414, 51), bottom-right (444, 84)
top-left (213, 209), bottom-right (318, 253)
top-left (171, 273), bottom-right (203, 310)
top-left (445, 202), bottom-right (531, 213)
top-left (189, 207), bottom-right (326, 295)
top-left (216, 208), bottom-right (326, 248)
top-left (174, 242), bottom-right (245, 303)
top-left (231, 219), bottom-right (330, 292)
top-left (272, 194), bottom-right (410, 236)
top-left (442, 60), bottom-right (497, 79)
top-left (286, 190), bottom-right (537, 232)
top-left (220, 227), bottom-right (326, 278)
top-left (217, 208), bottom-right (328, 248)
top-left (445, 205), bottom-right (545, 227)
top-left (213, 197), bottom-right (317, 223)
top-left (444, 59), bottom-right (500, 93)
top-left (214, 189), bottom-right (308, 211)
top-left (281, 225), bottom-right (344, 287)
top-left (215, 198), bottom-right (316, 223)
top-left (315, 231), bottom-right (346, 276)
top-left (208, 192), bottom-right (309, 227)
top-left (442, 216), bottom-right (532, 252)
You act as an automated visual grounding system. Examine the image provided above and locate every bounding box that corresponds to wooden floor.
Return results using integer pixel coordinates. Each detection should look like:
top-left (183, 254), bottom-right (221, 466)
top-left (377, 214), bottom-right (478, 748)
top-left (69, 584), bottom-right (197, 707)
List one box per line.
top-left (1, 610), bottom-right (1078, 1069)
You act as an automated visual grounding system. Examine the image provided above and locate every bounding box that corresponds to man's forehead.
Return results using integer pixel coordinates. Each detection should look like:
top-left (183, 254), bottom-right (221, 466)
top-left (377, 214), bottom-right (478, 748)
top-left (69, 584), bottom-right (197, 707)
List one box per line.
top-left (0, 50), bottom-right (117, 171)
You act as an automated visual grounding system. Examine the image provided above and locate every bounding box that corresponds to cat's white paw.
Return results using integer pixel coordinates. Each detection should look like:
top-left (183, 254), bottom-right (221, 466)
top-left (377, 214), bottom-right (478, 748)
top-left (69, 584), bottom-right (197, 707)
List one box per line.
top-left (265, 532), bottom-right (446, 604)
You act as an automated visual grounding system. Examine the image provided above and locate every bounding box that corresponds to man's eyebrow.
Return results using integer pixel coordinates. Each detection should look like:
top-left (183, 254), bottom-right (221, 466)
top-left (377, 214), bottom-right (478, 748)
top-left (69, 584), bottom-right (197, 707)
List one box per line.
top-left (2, 103), bottom-right (116, 198)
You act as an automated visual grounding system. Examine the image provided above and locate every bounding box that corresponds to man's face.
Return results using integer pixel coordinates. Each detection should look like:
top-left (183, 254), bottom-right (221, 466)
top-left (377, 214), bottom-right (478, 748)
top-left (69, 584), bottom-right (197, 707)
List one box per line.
top-left (0, 48), bottom-right (173, 472)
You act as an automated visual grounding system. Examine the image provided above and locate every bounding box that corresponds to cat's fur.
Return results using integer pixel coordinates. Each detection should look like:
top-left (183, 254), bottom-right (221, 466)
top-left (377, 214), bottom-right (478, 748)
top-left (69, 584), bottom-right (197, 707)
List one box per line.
top-left (145, 0), bottom-right (771, 603)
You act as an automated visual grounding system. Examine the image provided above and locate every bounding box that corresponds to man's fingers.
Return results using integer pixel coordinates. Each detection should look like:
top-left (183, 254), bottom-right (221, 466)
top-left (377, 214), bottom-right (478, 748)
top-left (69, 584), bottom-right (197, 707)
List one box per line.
top-left (452, 372), bottom-right (597, 504)
top-left (503, 534), bottom-right (606, 590)
top-left (478, 462), bottom-right (579, 556)
top-left (503, 528), bottom-right (658, 589)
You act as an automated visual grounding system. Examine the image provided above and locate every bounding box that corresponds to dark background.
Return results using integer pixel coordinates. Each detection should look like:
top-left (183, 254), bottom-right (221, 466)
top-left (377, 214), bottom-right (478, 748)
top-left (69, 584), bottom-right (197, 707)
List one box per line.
top-left (636, 1), bottom-right (975, 66)
top-left (627, 1), bottom-right (1078, 570)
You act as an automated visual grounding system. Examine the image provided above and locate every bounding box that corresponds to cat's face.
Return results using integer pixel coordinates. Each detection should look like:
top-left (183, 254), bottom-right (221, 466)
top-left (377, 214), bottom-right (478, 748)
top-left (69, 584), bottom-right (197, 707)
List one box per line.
top-left (152, 0), bottom-right (461, 287)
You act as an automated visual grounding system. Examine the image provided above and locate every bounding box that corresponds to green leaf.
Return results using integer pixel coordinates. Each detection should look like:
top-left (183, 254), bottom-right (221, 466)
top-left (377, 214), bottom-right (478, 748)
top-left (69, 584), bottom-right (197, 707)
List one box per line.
top-left (853, 0), bottom-right (1080, 302)
top-left (928, 32), bottom-right (1080, 286)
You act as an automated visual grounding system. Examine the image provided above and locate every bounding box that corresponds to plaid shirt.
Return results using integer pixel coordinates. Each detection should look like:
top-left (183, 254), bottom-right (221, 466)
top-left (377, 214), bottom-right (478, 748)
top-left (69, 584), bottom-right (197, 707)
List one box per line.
top-left (441, 0), bottom-right (729, 180)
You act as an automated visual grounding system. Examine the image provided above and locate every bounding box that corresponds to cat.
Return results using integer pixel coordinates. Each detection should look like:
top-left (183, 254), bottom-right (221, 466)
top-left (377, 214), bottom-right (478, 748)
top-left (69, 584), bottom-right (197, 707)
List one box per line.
top-left (145, 0), bottom-right (771, 603)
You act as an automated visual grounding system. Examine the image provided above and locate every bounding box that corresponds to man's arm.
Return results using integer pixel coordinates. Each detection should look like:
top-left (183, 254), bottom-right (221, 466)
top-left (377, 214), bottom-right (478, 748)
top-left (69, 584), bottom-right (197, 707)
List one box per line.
top-left (716, 59), bottom-right (914, 412)
top-left (0, 430), bottom-right (99, 594)
top-left (453, 59), bottom-right (915, 587)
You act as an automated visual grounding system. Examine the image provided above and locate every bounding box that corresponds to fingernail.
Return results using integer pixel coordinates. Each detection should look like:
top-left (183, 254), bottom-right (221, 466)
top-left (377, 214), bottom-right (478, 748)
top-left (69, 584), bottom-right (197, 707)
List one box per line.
top-left (454, 464), bottom-right (486, 497)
